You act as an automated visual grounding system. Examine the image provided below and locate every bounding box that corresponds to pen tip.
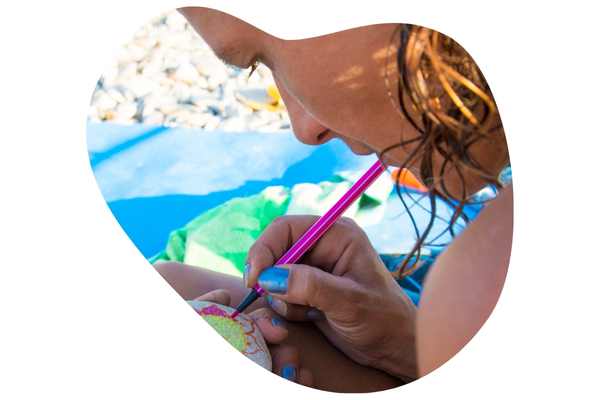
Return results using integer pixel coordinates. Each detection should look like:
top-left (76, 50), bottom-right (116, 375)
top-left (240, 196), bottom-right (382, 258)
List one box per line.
top-left (231, 289), bottom-right (261, 318)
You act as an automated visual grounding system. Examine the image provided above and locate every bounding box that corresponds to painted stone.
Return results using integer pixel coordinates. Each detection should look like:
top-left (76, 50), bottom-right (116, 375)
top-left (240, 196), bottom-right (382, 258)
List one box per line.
top-left (188, 300), bottom-right (272, 371)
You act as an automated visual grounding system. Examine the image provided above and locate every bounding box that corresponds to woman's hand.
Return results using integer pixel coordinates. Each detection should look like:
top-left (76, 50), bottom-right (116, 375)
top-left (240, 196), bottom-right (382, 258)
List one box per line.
top-left (244, 216), bottom-right (418, 380)
top-left (194, 289), bottom-right (314, 386)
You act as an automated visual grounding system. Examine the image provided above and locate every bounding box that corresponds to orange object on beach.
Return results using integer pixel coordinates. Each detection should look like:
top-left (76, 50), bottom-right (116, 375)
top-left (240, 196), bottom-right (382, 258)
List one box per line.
top-left (391, 168), bottom-right (427, 192)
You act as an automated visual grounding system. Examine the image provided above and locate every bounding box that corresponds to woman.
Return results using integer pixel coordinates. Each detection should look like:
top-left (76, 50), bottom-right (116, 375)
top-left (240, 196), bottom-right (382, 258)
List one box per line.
top-left (156, 7), bottom-right (512, 392)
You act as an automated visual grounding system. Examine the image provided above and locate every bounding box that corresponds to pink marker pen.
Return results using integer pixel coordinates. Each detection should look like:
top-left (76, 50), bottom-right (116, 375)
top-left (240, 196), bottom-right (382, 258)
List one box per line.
top-left (231, 160), bottom-right (386, 318)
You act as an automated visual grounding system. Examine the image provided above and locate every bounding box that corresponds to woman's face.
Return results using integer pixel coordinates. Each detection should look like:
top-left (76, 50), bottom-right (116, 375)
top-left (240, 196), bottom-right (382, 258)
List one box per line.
top-left (180, 8), bottom-right (414, 157)
top-left (180, 7), bottom-right (506, 195)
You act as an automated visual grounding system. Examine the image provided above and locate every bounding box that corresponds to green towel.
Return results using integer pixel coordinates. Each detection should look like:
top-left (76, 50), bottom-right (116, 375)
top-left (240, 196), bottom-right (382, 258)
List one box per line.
top-left (150, 186), bottom-right (290, 276)
top-left (150, 174), bottom-right (392, 276)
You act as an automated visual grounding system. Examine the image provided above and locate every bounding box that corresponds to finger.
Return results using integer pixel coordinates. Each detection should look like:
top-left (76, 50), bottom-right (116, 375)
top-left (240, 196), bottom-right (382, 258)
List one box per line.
top-left (246, 216), bottom-right (369, 287)
top-left (243, 241), bottom-right (276, 288)
top-left (247, 307), bottom-right (288, 344)
top-left (266, 295), bottom-right (325, 322)
top-left (258, 265), bottom-right (357, 314)
top-left (271, 344), bottom-right (300, 382)
top-left (297, 368), bottom-right (314, 387)
top-left (193, 289), bottom-right (231, 306)
top-left (245, 216), bottom-right (316, 288)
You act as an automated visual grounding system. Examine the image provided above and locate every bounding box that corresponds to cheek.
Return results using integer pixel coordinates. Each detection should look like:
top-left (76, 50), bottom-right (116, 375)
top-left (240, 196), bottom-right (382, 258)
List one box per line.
top-left (272, 45), bottom-right (370, 133)
top-left (272, 40), bottom-right (407, 151)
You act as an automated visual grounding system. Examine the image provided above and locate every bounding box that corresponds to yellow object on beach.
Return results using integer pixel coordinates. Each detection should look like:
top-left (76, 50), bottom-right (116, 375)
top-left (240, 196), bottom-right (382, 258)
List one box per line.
top-left (235, 84), bottom-right (284, 112)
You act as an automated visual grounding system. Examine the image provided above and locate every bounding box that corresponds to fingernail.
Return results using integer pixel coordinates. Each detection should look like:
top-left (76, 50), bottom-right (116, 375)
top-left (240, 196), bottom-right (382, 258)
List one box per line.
top-left (281, 364), bottom-right (297, 381)
top-left (266, 295), bottom-right (273, 305)
top-left (243, 263), bottom-right (251, 287)
top-left (257, 267), bottom-right (288, 294)
top-left (269, 297), bottom-right (287, 315)
top-left (271, 316), bottom-right (284, 327)
top-left (306, 308), bottom-right (324, 321)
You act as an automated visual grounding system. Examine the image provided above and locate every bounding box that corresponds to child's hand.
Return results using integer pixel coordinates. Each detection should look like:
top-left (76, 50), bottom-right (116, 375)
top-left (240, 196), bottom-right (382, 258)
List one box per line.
top-left (193, 290), bottom-right (314, 386)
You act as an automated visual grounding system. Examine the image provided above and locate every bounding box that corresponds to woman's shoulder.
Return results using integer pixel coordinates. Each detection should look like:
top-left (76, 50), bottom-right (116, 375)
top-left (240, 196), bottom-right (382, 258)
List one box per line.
top-left (416, 183), bottom-right (513, 375)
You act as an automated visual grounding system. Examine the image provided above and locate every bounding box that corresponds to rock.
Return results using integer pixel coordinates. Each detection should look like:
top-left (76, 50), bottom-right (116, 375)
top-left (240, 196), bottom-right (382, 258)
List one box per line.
top-left (173, 62), bottom-right (200, 84)
top-left (119, 62), bottom-right (138, 79)
top-left (190, 97), bottom-right (222, 115)
top-left (128, 76), bottom-right (158, 98)
top-left (94, 91), bottom-right (117, 112)
top-left (190, 49), bottom-right (214, 66)
top-left (159, 31), bottom-right (193, 50)
top-left (142, 112), bottom-right (164, 126)
top-left (262, 120), bottom-right (286, 132)
top-left (165, 12), bottom-right (187, 30)
top-left (172, 82), bottom-right (193, 103)
top-left (158, 98), bottom-right (179, 114)
top-left (202, 115), bottom-right (221, 130)
top-left (185, 112), bottom-right (207, 127)
top-left (219, 117), bottom-right (246, 132)
top-left (140, 58), bottom-right (162, 77)
top-left (198, 59), bottom-right (228, 89)
top-left (221, 103), bottom-right (241, 119)
top-left (88, 105), bottom-right (100, 121)
top-left (125, 44), bottom-right (147, 63)
top-left (114, 101), bottom-right (138, 121)
top-left (191, 74), bottom-right (209, 90)
top-left (101, 65), bottom-right (119, 87)
top-left (89, 9), bottom-right (289, 133)
top-left (109, 85), bottom-right (136, 103)
top-left (188, 301), bottom-right (272, 371)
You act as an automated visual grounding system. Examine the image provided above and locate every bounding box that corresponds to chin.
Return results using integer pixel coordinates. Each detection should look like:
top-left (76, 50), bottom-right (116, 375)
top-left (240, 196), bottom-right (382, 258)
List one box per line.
top-left (336, 135), bottom-right (375, 156)
top-left (350, 147), bottom-right (375, 156)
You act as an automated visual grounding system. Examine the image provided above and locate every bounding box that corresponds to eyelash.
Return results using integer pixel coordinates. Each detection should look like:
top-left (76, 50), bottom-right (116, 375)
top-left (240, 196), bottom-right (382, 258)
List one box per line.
top-left (247, 58), bottom-right (261, 78)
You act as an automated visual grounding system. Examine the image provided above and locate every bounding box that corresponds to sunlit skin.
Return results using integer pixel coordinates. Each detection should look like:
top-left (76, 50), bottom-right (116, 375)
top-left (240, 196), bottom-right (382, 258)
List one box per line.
top-left (181, 9), bottom-right (412, 156)
top-left (153, 7), bottom-right (513, 391)
top-left (180, 7), bottom-right (507, 196)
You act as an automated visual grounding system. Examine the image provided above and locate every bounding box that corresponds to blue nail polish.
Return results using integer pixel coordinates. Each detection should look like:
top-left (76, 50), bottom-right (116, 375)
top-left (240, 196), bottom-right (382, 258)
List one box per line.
top-left (257, 267), bottom-right (289, 294)
top-left (271, 316), bottom-right (284, 327)
top-left (281, 364), bottom-right (296, 381)
top-left (266, 295), bottom-right (273, 305)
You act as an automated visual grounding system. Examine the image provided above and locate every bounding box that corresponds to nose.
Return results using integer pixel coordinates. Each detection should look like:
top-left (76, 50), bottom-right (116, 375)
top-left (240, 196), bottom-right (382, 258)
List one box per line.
top-left (274, 77), bottom-right (335, 146)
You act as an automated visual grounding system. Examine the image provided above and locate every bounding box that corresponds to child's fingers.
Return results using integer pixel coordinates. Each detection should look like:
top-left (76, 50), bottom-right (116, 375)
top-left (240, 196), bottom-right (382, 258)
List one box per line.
top-left (267, 296), bottom-right (325, 322)
top-left (248, 307), bottom-right (288, 344)
top-left (271, 344), bottom-right (301, 382)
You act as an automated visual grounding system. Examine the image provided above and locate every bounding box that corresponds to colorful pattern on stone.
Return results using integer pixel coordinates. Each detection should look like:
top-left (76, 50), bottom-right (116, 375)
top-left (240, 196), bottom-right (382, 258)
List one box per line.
top-left (188, 300), bottom-right (272, 370)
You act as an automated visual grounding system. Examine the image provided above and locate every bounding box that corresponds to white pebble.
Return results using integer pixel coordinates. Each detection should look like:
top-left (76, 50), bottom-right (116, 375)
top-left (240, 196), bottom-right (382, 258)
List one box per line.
top-left (174, 62), bottom-right (201, 84)
top-left (90, 9), bottom-right (290, 133)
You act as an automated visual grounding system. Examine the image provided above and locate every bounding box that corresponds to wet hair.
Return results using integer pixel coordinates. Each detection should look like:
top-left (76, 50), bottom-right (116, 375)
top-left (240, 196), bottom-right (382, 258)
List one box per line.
top-left (380, 25), bottom-right (509, 278)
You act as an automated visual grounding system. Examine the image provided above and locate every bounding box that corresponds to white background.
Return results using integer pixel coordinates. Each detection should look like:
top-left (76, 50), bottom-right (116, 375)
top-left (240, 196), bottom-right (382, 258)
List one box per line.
top-left (1, 0), bottom-right (599, 398)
